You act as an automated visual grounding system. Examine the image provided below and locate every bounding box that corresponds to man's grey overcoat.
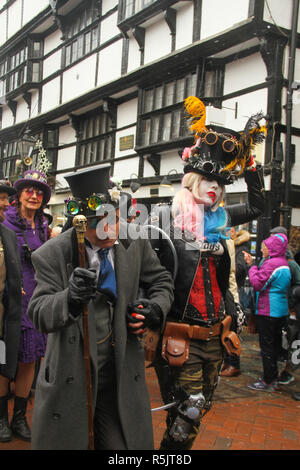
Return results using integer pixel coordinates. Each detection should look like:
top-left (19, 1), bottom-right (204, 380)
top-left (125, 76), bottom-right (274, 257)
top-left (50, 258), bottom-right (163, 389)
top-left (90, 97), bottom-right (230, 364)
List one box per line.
top-left (27, 224), bottom-right (174, 450)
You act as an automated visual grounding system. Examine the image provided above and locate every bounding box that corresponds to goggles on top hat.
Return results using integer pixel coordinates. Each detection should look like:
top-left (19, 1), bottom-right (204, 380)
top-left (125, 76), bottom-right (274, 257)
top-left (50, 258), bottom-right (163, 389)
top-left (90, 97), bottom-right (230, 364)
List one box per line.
top-left (66, 193), bottom-right (110, 216)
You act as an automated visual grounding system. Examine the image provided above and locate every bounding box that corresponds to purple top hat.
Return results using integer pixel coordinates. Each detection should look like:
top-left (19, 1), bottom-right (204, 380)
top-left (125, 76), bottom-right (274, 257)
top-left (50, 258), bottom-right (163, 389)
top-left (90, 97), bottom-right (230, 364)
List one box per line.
top-left (14, 169), bottom-right (51, 205)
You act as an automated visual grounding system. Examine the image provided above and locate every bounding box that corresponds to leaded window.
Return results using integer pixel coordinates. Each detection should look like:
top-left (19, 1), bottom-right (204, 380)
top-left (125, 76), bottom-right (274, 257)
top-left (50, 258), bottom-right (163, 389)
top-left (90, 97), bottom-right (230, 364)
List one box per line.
top-left (63, 0), bottom-right (101, 68)
top-left (77, 112), bottom-right (114, 166)
top-left (138, 72), bottom-right (197, 147)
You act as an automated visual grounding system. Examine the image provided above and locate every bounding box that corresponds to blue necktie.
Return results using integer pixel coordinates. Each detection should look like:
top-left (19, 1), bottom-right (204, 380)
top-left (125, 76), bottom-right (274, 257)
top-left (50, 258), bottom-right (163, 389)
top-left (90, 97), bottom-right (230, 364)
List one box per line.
top-left (97, 248), bottom-right (117, 302)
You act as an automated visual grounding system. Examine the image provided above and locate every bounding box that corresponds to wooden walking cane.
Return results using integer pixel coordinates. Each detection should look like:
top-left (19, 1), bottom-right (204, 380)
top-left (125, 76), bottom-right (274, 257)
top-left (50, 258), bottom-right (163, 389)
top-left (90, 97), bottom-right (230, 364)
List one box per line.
top-left (73, 215), bottom-right (94, 450)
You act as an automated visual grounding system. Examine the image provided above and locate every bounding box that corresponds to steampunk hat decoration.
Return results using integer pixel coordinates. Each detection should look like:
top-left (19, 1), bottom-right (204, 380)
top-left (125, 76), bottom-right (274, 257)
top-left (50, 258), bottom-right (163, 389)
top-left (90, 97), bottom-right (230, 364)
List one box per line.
top-left (181, 96), bottom-right (268, 185)
top-left (64, 164), bottom-right (123, 218)
top-left (14, 139), bottom-right (52, 204)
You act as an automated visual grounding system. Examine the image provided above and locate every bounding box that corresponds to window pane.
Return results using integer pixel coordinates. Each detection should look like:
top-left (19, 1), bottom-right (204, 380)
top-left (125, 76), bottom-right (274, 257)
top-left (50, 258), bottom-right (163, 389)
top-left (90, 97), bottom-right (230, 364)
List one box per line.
top-left (154, 85), bottom-right (163, 110)
top-left (84, 31), bottom-right (92, 54)
top-left (72, 40), bottom-right (78, 62)
top-left (186, 73), bottom-right (197, 97)
top-left (175, 78), bottom-right (185, 103)
top-left (91, 27), bottom-right (99, 50)
top-left (98, 138), bottom-right (105, 161)
top-left (77, 35), bottom-right (84, 59)
top-left (204, 70), bottom-right (215, 97)
top-left (65, 45), bottom-right (71, 66)
top-left (32, 63), bottom-right (40, 82)
top-left (165, 82), bottom-right (174, 106)
top-left (172, 110), bottom-right (181, 138)
top-left (144, 89), bottom-right (153, 113)
top-left (33, 41), bottom-right (42, 58)
top-left (162, 113), bottom-right (171, 141)
top-left (141, 119), bottom-right (151, 146)
top-left (150, 116), bottom-right (160, 143)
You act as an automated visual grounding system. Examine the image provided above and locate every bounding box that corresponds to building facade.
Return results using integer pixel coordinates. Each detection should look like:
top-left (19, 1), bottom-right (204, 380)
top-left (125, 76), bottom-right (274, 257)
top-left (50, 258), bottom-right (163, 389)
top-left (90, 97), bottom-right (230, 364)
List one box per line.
top-left (0, 0), bottom-right (299, 249)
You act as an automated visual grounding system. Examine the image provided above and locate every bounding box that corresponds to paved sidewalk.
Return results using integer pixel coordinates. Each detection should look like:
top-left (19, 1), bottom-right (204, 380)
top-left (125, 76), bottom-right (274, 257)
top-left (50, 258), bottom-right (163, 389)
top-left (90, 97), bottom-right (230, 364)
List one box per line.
top-left (1, 331), bottom-right (300, 451)
top-left (149, 331), bottom-right (300, 450)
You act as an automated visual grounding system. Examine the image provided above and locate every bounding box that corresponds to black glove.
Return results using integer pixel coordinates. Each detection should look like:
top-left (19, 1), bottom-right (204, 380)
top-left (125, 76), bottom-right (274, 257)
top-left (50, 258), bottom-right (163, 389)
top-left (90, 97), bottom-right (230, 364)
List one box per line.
top-left (126, 298), bottom-right (163, 332)
top-left (68, 267), bottom-right (97, 317)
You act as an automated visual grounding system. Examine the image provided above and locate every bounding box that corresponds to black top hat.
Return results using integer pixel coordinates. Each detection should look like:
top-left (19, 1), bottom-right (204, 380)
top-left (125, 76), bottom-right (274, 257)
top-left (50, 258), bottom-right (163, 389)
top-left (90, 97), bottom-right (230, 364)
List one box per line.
top-left (0, 179), bottom-right (16, 196)
top-left (64, 164), bottom-right (123, 218)
top-left (182, 96), bottom-right (267, 185)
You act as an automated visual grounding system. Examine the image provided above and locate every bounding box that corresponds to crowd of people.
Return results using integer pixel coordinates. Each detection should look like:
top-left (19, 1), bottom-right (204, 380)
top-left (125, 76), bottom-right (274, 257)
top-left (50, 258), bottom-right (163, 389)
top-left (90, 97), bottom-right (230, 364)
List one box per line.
top-left (0, 96), bottom-right (299, 450)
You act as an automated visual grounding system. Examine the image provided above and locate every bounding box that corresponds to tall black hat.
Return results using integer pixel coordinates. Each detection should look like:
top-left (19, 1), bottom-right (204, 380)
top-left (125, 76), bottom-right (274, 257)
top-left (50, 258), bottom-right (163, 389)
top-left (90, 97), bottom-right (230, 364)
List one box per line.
top-left (0, 178), bottom-right (16, 196)
top-left (181, 96), bottom-right (268, 185)
top-left (64, 164), bottom-right (122, 218)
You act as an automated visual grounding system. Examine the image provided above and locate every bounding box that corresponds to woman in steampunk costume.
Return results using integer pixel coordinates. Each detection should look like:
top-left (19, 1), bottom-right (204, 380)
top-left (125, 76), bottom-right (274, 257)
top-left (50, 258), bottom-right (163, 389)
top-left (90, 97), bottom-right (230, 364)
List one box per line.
top-left (3, 154), bottom-right (51, 442)
top-left (147, 97), bottom-right (267, 450)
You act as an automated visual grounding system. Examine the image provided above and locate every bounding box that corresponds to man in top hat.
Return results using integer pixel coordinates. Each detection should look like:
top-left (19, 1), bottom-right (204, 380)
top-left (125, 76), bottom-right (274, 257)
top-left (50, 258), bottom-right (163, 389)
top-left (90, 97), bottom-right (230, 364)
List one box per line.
top-left (27, 164), bottom-right (174, 450)
top-left (0, 179), bottom-right (22, 442)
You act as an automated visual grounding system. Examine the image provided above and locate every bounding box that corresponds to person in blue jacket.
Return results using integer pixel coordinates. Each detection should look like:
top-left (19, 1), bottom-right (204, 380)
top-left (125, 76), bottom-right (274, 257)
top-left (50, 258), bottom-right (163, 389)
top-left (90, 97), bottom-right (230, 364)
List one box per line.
top-left (244, 233), bottom-right (291, 392)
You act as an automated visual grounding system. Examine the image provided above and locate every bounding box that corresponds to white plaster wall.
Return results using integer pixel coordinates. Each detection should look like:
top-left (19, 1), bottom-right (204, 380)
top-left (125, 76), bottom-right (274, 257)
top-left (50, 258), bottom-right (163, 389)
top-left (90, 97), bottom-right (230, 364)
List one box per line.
top-left (41, 77), bottom-right (61, 113)
top-left (102, 0), bottom-right (118, 15)
top-left (290, 135), bottom-right (300, 185)
top-left (115, 127), bottom-right (136, 159)
top-left (98, 40), bottom-right (122, 86)
top-left (200, 0), bottom-right (249, 40)
top-left (44, 30), bottom-right (62, 56)
top-left (0, 12), bottom-right (6, 46)
top-left (7, 0), bottom-right (22, 39)
top-left (30, 90), bottom-right (39, 118)
top-left (160, 150), bottom-right (184, 175)
top-left (43, 49), bottom-right (61, 79)
top-left (22, 0), bottom-right (49, 27)
top-left (100, 11), bottom-right (119, 43)
top-left (222, 88), bottom-right (268, 132)
top-left (144, 19), bottom-right (171, 65)
top-left (117, 98), bottom-right (138, 128)
top-left (291, 209), bottom-right (300, 226)
top-left (175, 2), bottom-right (194, 50)
top-left (263, 0), bottom-right (297, 31)
top-left (113, 156), bottom-right (140, 180)
top-left (59, 125), bottom-right (76, 146)
top-left (1, 105), bottom-right (14, 129)
top-left (56, 146), bottom-right (76, 171)
top-left (224, 53), bottom-right (267, 94)
top-left (62, 54), bottom-right (97, 103)
top-left (15, 98), bottom-right (29, 123)
top-left (127, 34), bottom-right (141, 73)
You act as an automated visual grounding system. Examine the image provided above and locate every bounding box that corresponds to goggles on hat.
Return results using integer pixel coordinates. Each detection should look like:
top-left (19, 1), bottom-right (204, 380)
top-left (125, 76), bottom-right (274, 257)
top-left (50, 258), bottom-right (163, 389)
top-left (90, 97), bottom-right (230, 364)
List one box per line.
top-left (66, 194), bottom-right (104, 216)
top-left (200, 131), bottom-right (238, 153)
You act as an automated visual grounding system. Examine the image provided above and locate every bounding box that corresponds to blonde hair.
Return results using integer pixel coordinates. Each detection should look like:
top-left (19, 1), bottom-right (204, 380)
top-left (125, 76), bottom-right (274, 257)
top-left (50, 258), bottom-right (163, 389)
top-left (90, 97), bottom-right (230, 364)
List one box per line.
top-left (172, 173), bottom-right (225, 214)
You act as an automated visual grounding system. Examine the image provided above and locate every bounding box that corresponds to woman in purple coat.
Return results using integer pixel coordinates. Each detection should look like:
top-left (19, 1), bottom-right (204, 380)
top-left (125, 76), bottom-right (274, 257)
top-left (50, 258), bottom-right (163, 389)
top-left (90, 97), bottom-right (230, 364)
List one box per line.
top-left (4, 169), bottom-right (51, 441)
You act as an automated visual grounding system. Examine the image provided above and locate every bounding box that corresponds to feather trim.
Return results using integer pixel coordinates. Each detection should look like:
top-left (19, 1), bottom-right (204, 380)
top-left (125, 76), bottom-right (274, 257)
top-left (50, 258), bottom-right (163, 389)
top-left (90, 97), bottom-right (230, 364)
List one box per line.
top-left (184, 96), bottom-right (207, 134)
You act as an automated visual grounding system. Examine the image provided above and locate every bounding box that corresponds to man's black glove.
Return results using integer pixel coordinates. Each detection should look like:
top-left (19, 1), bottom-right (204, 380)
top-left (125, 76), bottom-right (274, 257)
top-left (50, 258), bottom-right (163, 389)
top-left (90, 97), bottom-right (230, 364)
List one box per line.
top-left (68, 267), bottom-right (97, 317)
top-left (126, 298), bottom-right (163, 334)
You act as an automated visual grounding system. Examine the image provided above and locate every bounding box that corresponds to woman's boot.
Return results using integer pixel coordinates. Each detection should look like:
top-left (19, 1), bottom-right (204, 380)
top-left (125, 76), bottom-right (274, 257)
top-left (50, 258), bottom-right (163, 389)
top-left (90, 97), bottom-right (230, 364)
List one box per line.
top-left (10, 396), bottom-right (31, 441)
top-left (0, 395), bottom-right (12, 442)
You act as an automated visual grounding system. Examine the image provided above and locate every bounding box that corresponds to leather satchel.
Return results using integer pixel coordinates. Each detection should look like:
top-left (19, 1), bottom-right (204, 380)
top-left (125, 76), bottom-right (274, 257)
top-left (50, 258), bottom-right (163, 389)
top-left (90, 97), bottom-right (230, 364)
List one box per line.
top-left (221, 315), bottom-right (241, 356)
top-left (161, 322), bottom-right (190, 367)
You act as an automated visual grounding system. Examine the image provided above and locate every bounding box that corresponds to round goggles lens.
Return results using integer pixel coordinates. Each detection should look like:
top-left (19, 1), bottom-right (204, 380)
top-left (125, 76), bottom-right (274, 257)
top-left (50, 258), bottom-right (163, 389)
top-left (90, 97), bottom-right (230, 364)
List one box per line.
top-left (204, 132), bottom-right (218, 145)
top-left (67, 200), bottom-right (80, 215)
top-left (222, 139), bottom-right (236, 153)
top-left (88, 195), bottom-right (102, 211)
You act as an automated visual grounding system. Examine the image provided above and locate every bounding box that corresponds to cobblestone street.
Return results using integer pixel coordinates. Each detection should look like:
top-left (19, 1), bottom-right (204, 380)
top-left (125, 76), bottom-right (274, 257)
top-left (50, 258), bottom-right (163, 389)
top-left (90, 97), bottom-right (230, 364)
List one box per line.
top-left (1, 330), bottom-right (300, 451)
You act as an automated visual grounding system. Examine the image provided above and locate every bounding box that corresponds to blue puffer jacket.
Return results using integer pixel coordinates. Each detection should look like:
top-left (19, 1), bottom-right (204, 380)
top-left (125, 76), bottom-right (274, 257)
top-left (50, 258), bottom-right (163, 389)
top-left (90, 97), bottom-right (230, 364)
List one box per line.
top-left (249, 233), bottom-right (291, 318)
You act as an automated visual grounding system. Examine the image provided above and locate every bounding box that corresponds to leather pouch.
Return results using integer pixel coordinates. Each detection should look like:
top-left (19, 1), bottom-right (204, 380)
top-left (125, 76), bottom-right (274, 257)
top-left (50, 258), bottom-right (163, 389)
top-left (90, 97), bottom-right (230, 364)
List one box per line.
top-left (221, 316), bottom-right (241, 356)
top-left (161, 322), bottom-right (190, 367)
top-left (142, 328), bottom-right (160, 362)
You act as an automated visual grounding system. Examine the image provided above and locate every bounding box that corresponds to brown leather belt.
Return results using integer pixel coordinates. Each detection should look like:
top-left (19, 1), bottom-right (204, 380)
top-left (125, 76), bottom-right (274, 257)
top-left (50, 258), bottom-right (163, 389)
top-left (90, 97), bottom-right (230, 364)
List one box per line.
top-left (187, 322), bottom-right (222, 340)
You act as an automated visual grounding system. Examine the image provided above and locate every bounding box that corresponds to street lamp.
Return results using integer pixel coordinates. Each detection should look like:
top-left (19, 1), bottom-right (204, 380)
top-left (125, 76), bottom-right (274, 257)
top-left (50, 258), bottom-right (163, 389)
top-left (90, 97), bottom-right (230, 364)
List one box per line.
top-left (17, 130), bottom-right (36, 168)
top-left (160, 169), bottom-right (178, 189)
top-left (130, 173), bottom-right (141, 193)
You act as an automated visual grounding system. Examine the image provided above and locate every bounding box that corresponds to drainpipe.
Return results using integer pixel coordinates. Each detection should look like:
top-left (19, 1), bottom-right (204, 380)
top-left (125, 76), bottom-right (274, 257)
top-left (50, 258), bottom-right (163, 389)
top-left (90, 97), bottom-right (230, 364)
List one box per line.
top-left (282, 0), bottom-right (299, 231)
